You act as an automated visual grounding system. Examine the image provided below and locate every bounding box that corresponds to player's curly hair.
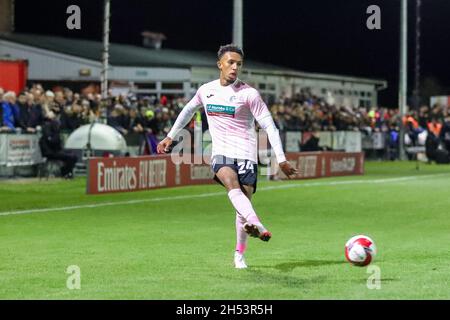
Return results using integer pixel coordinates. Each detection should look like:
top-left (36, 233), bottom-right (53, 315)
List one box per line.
top-left (217, 44), bottom-right (244, 60)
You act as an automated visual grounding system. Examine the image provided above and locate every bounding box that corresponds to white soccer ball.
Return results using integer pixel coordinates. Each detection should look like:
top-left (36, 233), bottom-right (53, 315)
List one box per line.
top-left (345, 235), bottom-right (377, 266)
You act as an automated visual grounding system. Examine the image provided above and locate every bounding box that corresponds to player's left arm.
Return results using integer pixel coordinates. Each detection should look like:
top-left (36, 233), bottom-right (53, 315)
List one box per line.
top-left (249, 91), bottom-right (298, 178)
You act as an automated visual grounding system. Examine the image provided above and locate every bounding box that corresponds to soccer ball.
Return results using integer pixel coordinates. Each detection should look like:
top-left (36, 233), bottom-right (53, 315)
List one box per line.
top-left (345, 235), bottom-right (377, 266)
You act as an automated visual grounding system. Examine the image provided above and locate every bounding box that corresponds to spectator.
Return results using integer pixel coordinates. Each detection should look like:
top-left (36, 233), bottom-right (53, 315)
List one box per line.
top-left (54, 91), bottom-right (67, 111)
top-left (153, 108), bottom-right (173, 137)
top-left (142, 109), bottom-right (158, 134)
top-left (141, 109), bottom-right (159, 154)
top-left (60, 100), bottom-right (86, 132)
top-left (300, 131), bottom-right (321, 152)
top-left (14, 92), bottom-right (43, 132)
top-left (160, 95), bottom-right (168, 106)
top-left (427, 118), bottom-right (442, 138)
top-left (39, 111), bottom-right (78, 179)
top-left (403, 112), bottom-right (423, 146)
top-left (64, 88), bottom-right (74, 105)
top-left (81, 99), bottom-right (97, 123)
top-left (1, 91), bottom-right (20, 132)
top-left (107, 105), bottom-right (128, 135)
top-left (16, 92), bottom-right (31, 131)
top-left (418, 105), bottom-right (430, 129)
top-left (45, 90), bottom-right (57, 112)
top-left (26, 93), bottom-right (45, 130)
top-left (387, 124), bottom-right (400, 160)
top-left (439, 115), bottom-right (450, 152)
top-left (127, 106), bottom-right (145, 134)
top-left (425, 128), bottom-right (440, 163)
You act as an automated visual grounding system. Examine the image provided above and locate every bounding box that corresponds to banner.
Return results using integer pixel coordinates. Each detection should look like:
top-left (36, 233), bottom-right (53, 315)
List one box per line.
top-left (345, 131), bottom-right (362, 152)
top-left (332, 131), bottom-right (346, 150)
top-left (372, 132), bottom-right (385, 149)
top-left (273, 151), bottom-right (364, 180)
top-left (361, 132), bottom-right (374, 149)
top-left (0, 135), bottom-right (6, 164)
top-left (87, 152), bottom-right (364, 194)
top-left (86, 154), bottom-right (215, 194)
top-left (0, 134), bottom-right (43, 167)
top-left (318, 131), bottom-right (332, 149)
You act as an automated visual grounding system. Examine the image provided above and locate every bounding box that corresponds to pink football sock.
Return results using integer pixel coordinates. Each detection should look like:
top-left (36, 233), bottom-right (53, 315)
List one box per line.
top-left (227, 188), bottom-right (261, 225)
top-left (235, 212), bottom-right (248, 254)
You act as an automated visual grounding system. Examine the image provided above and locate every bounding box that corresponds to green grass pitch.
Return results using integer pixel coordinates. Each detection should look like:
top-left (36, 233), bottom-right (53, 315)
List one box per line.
top-left (1, 161), bottom-right (450, 299)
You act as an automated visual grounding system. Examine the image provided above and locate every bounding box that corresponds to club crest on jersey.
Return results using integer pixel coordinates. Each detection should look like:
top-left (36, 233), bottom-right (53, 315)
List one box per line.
top-left (229, 95), bottom-right (237, 103)
top-left (206, 104), bottom-right (235, 118)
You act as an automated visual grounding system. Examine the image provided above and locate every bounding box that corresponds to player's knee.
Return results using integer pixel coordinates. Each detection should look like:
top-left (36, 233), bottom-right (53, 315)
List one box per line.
top-left (219, 175), bottom-right (239, 190)
top-left (217, 169), bottom-right (239, 190)
top-left (223, 179), bottom-right (240, 190)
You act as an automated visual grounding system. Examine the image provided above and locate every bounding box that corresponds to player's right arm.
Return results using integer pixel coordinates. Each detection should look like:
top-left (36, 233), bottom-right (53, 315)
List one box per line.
top-left (157, 91), bottom-right (203, 153)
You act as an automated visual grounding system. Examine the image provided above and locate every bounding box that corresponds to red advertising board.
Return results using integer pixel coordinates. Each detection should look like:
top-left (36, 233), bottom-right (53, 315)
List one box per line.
top-left (86, 154), bottom-right (215, 194)
top-left (273, 151), bottom-right (364, 179)
top-left (86, 152), bottom-right (364, 194)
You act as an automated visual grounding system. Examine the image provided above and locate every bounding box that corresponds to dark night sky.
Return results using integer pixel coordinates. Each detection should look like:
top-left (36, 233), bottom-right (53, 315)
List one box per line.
top-left (13, 0), bottom-right (450, 106)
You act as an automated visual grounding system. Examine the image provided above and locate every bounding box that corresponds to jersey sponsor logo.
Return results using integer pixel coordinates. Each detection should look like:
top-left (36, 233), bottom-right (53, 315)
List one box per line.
top-left (206, 104), bottom-right (235, 118)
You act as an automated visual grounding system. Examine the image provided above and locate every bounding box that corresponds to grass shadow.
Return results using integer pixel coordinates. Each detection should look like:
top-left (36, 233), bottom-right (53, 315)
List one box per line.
top-left (231, 269), bottom-right (329, 288)
top-left (252, 260), bottom-right (348, 272)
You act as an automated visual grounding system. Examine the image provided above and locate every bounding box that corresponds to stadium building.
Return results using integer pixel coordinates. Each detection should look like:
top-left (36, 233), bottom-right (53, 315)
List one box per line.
top-left (0, 33), bottom-right (386, 108)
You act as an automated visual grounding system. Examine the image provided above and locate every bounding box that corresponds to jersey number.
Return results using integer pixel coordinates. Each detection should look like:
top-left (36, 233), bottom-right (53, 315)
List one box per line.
top-left (238, 161), bottom-right (254, 174)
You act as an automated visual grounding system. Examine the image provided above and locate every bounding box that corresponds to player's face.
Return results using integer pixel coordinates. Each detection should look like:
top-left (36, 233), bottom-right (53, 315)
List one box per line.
top-left (218, 52), bottom-right (243, 84)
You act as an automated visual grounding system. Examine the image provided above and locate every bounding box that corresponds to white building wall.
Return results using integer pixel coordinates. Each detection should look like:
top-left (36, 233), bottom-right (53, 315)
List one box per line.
top-left (0, 40), bottom-right (102, 80)
top-left (110, 66), bottom-right (190, 82)
top-left (0, 40), bottom-right (190, 83)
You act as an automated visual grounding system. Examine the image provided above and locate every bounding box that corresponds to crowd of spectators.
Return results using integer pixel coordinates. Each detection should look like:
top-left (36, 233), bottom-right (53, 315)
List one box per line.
top-left (2, 84), bottom-right (450, 162)
top-left (270, 88), bottom-right (450, 161)
top-left (0, 84), bottom-right (183, 138)
top-left (271, 89), bottom-right (403, 134)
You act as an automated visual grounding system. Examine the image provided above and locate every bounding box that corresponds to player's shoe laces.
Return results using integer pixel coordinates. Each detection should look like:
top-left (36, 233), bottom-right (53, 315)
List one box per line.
top-left (243, 222), bottom-right (272, 242)
top-left (234, 251), bottom-right (247, 269)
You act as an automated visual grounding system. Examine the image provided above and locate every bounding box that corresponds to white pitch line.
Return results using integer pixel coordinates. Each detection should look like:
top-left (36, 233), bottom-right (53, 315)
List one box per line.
top-left (0, 173), bottom-right (448, 217)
